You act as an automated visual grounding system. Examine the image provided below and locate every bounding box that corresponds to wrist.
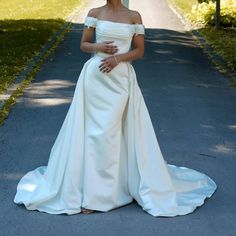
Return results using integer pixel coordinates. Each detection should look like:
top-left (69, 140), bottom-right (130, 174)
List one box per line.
top-left (113, 54), bottom-right (119, 65)
top-left (93, 43), bottom-right (100, 53)
top-left (115, 54), bottom-right (123, 63)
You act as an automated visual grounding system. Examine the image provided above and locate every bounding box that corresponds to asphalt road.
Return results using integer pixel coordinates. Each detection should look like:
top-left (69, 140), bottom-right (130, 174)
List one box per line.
top-left (0, 0), bottom-right (236, 235)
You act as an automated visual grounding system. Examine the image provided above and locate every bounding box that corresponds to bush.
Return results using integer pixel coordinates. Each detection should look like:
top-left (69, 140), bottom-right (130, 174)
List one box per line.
top-left (187, 0), bottom-right (236, 27)
top-left (198, 0), bottom-right (216, 3)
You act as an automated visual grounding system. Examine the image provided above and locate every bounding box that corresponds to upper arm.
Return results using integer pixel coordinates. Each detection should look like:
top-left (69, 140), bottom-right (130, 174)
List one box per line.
top-left (133, 33), bottom-right (144, 56)
top-left (80, 8), bottom-right (99, 46)
top-left (80, 26), bottom-right (95, 46)
top-left (131, 11), bottom-right (144, 55)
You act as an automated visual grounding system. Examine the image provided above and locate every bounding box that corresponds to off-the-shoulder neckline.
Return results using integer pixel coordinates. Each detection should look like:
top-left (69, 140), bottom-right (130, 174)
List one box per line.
top-left (86, 16), bottom-right (144, 26)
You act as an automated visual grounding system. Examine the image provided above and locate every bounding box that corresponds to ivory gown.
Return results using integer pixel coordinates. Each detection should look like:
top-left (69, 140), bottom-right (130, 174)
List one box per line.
top-left (13, 16), bottom-right (217, 217)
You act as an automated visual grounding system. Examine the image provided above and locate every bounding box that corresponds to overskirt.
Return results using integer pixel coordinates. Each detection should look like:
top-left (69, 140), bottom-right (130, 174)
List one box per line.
top-left (14, 55), bottom-right (217, 216)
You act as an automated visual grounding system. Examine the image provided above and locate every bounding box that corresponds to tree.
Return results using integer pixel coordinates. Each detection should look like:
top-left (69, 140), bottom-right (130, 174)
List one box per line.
top-left (198, 0), bottom-right (221, 29)
top-left (216, 0), bottom-right (220, 29)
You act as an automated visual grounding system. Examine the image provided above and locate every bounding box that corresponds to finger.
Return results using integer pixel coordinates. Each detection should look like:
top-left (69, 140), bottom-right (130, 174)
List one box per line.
top-left (106, 44), bottom-right (117, 48)
top-left (107, 45), bottom-right (117, 49)
top-left (99, 65), bottom-right (107, 71)
top-left (104, 41), bottom-right (114, 45)
top-left (105, 48), bottom-right (114, 54)
top-left (107, 67), bottom-right (113, 73)
top-left (106, 46), bottom-right (118, 51)
top-left (99, 61), bottom-right (108, 68)
top-left (110, 47), bottom-right (118, 52)
top-left (99, 59), bottom-right (109, 65)
top-left (99, 64), bottom-right (109, 71)
top-left (107, 50), bottom-right (118, 55)
top-left (99, 61), bottom-right (105, 67)
top-left (101, 58), bottom-right (109, 62)
top-left (107, 68), bottom-right (112, 73)
top-left (101, 67), bottom-right (109, 73)
top-left (101, 65), bottom-right (112, 73)
top-left (110, 50), bottom-right (118, 55)
top-left (105, 45), bottom-right (117, 50)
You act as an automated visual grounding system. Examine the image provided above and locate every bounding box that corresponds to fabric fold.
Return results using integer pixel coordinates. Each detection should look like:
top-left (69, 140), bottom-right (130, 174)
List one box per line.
top-left (14, 18), bottom-right (217, 217)
top-left (125, 64), bottom-right (217, 216)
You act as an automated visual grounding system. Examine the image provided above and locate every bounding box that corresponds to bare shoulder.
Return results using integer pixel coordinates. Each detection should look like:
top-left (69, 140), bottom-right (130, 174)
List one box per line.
top-left (128, 10), bottom-right (143, 24)
top-left (87, 6), bottom-right (103, 18)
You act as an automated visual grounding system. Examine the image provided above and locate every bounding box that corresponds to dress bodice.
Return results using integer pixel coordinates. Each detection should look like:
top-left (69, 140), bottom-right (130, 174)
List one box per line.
top-left (84, 16), bottom-right (145, 58)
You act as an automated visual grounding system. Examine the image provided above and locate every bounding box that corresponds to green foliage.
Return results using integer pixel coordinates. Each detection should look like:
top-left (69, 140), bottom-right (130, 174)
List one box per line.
top-left (0, 24), bottom-right (70, 126)
top-left (168, 0), bottom-right (197, 14)
top-left (0, 19), bottom-right (64, 94)
top-left (0, 0), bottom-right (83, 124)
top-left (0, 0), bottom-right (82, 20)
top-left (198, 27), bottom-right (236, 73)
top-left (0, 0), bottom-right (83, 94)
top-left (170, 0), bottom-right (236, 80)
top-left (187, 0), bottom-right (236, 27)
top-left (197, 0), bottom-right (216, 3)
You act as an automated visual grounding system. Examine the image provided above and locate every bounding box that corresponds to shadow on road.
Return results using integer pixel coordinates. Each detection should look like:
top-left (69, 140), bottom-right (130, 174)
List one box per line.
top-left (0, 22), bottom-right (236, 236)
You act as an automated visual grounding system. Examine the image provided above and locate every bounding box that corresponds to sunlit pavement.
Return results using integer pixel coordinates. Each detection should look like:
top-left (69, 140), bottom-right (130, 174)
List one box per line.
top-left (0, 0), bottom-right (235, 235)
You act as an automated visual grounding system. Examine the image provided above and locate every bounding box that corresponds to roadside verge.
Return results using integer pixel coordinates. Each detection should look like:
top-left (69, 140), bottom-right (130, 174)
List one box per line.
top-left (167, 0), bottom-right (236, 87)
top-left (0, 1), bottom-right (87, 125)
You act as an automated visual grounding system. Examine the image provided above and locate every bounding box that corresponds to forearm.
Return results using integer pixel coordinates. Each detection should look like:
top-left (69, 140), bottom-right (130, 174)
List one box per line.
top-left (80, 42), bottom-right (98, 53)
top-left (116, 48), bottom-right (144, 63)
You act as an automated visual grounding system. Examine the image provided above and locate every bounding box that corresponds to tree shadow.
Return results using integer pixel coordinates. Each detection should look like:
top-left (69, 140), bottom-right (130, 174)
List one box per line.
top-left (0, 19), bottom-right (65, 92)
top-left (0, 20), bottom-right (236, 234)
top-left (0, 21), bottom-right (235, 190)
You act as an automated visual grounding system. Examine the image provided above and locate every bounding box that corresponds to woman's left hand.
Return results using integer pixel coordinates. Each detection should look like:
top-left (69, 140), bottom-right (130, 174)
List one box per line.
top-left (99, 55), bottom-right (119, 73)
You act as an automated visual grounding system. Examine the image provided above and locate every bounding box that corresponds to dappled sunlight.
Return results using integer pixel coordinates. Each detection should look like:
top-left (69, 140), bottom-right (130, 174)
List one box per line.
top-left (166, 84), bottom-right (189, 90)
top-left (195, 83), bottom-right (221, 88)
top-left (142, 28), bottom-right (205, 67)
top-left (145, 37), bottom-right (197, 47)
top-left (200, 124), bottom-right (215, 129)
top-left (227, 124), bottom-right (236, 130)
top-left (1, 172), bottom-right (36, 191)
top-left (24, 79), bottom-right (75, 107)
top-left (0, 172), bottom-right (24, 180)
top-left (26, 79), bottom-right (75, 96)
top-left (154, 49), bottom-right (172, 54)
top-left (145, 30), bottom-right (199, 48)
top-left (170, 58), bottom-right (194, 64)
top-left (147, 57), bottom-right (194, 65)
top-left (29, 98), bottom-right (72, 107)
top-left (210, 143), bottom-right (236, 155)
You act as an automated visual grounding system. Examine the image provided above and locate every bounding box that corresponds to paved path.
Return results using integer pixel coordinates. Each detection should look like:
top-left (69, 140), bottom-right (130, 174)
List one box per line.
top-left (1, 0), bottom-right (236, 235)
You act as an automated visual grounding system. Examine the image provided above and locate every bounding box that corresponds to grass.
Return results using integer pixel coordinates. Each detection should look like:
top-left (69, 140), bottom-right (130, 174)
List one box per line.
top-left (168, 0), bottom-right (197, 14)
top-left (0, 19), bottom-right (64, 93)
top-left (0, 0), bottom-right (85, 125)
top-left (198, 27), bottom-right (236, 73)
top-left (168, 0), bottom-right (236, 76)
top-left (0, 0), bottom-right (83, 95)
top-left (0, 0), bottom-right (83, 20)
top-left (0, 24), bottom-right (71, 125)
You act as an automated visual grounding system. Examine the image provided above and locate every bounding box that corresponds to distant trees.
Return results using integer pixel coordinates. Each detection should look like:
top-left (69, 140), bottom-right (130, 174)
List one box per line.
top-left (197, 0), bottom-right (220, 29)
top-left (198, 0), bottom-right (216, 3)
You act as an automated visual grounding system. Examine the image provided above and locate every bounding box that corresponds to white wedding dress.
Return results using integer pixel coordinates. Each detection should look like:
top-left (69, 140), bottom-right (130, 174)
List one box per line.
top-left (13, 16), bottom-right (217, 217)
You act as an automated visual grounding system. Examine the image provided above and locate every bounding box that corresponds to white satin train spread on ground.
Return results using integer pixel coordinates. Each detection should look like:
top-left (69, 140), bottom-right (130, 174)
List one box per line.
top-left (14, 16), bottom-right (217, 217)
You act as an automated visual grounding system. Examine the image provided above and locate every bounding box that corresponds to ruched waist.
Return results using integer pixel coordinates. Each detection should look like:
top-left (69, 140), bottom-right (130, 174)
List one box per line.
top-left (94, 52), bottom-right (111, 58)
top-left (93, 51), bottom-right (130, 59)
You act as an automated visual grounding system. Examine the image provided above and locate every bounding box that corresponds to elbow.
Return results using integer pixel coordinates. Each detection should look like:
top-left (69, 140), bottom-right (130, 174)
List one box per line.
top-left (138, 49), bottom-right (144, 59)
top-left (80, 42), bottom-right (87, 52)
top-left (140, 50), bottom-right (144, 58)
top-left (80, 43), bottom-right (85, 52)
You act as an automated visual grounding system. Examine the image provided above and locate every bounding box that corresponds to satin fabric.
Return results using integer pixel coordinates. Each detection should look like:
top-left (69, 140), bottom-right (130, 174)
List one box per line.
top-left (13, 17), bottom-right (217, 217)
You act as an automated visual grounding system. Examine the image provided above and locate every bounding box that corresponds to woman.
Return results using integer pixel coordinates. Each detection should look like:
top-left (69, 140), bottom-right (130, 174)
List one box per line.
top-left (14, 0), bottom-right (217, 217)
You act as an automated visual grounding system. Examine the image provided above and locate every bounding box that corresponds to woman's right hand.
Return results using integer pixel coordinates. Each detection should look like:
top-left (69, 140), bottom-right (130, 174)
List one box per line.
top-left (96, 41), bottom-right (118, 54)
